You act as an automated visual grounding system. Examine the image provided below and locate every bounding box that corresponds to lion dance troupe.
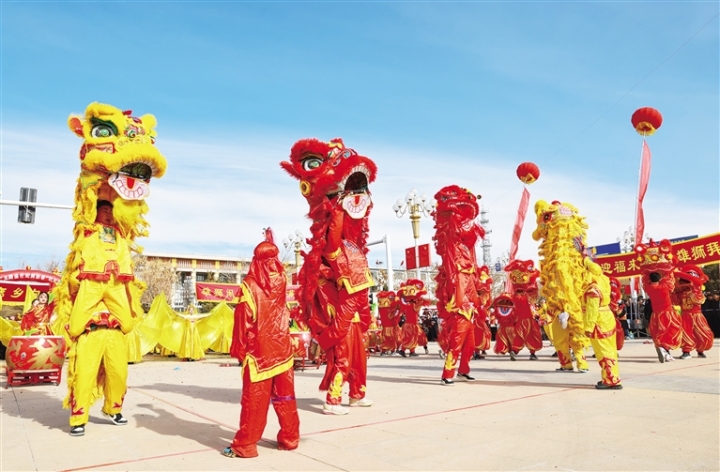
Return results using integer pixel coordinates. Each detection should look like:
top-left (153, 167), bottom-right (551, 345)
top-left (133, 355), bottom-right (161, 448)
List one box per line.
top-left (1, 102), bottom-right (715, 456)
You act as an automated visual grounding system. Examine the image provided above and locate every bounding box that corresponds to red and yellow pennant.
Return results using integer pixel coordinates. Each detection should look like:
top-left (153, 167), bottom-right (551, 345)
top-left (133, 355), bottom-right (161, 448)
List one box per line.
top-left (597, 232), bottom-right (720, 279)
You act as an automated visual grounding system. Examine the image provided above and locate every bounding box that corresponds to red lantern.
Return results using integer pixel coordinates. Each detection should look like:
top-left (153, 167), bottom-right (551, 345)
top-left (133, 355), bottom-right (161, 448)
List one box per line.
top-left (631, 107), bottom-right (663, 136)
top-left (516, 162), bottom-right (540, 184)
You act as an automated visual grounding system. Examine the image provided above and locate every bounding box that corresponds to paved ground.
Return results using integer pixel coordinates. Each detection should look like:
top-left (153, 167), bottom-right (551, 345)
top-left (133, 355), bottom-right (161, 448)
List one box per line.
top-left (1, 339), bottom-right (719, 472)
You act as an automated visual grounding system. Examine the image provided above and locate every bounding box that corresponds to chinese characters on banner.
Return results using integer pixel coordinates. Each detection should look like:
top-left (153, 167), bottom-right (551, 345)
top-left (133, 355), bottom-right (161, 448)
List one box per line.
top-left (0, 282), bottom-right (52, 306)
top-left (596, 233), bottom-right (720, 279)
top-left (195, 282), bottom-right (241, 303)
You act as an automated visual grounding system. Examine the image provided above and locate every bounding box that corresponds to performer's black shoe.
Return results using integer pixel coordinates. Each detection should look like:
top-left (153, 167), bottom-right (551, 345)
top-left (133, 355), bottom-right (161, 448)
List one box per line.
top-left (698, 352), bottom-right (707, 358)
top-left (679, 352), bottom-right (691, 360)
top-left (456, 373), bottom-right (475, 382)
top-left (398, 350), bottom-right (407, 358)
top-left (69, 424), bottom-right (85, 437)
top-left (595, 382), bottom-right (623, 390)
top-left (103, 412), bottom-right (128, 425)
top-left (509, 351), bottom-right (516, 361)
top-left (440, 378), bottom-right (454, 386)
top-left (551, 351), bottom-right (558, 357)
top-left (555, 367), bottom-right (574, 372)
top-left (529, 353), bottom-right (538, 360)
top-left (409, 352), bottom-right (419, 357)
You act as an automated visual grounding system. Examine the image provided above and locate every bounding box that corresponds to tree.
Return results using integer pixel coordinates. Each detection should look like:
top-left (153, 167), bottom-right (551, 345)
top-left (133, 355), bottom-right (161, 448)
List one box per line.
top-left (133, 255), bottom-right (178, 307)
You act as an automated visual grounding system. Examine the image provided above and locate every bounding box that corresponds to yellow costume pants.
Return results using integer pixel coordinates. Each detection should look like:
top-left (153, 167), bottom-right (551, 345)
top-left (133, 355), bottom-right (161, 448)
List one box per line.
top-left (589, 335), bottom-right (621, 386)
top-left (551, 318), bottom-right (588, 371)
top-left (69, 278), bottom-right (132, 338)
top-left (68, 328), bottom-right (128, 426)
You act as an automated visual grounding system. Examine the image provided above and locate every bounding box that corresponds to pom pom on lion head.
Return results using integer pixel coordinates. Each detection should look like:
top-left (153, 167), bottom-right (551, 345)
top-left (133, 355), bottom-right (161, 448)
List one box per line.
top-left (67, 102), bottom-right (168, 240)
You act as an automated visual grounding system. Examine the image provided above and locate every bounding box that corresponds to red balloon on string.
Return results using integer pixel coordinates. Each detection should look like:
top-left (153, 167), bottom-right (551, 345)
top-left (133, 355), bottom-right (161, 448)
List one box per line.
top-left (631, 107), bottom-right (663, 136)
top-left (516, 162), bottom-right (540, 184)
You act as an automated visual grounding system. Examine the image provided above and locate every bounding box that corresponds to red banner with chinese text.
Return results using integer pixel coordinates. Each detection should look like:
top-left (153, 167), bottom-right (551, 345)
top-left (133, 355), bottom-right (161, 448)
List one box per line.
top-left (405, 247), bottom-right (417, 270)
top-left (596, 232), bottom-right (720, 279)
top-left (418, 243), bottom-right (431, 268)
top-left (0, 282), bottom-right (52, 306)
top-left (195, 282), bottom-right (241, 303)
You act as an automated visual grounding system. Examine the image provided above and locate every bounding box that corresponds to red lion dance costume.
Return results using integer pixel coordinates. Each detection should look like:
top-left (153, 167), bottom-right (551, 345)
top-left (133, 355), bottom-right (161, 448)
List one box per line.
top-left (397, 279), bottom-right (429, 357)
top-left (473, 266), bottom-right (493, 359)
top-left (432, 185), bottom-right (484, 385)
top-left (377, 290), bottom-right (400, 356)
top-left (609, 277), bottom-right (625, 351)
top-left (505, 259), bottom-right (543, 360)
top-left (281, 138), bottom-right (376, 415)
top-left (634, 240), bottom-right (682, 363)
top-left (673, 264), bottom-right (713, 359)
top-left (225, 231), bottom-right (300, 458)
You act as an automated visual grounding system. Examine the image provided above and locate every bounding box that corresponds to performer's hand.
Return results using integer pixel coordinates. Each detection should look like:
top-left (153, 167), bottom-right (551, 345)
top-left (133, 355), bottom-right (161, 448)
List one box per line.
top-left (558, 312), bottom-right (569, 329)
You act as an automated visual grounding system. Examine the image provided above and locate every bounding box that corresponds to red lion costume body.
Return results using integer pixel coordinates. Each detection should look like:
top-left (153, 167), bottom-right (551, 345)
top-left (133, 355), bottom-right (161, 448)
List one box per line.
top-left (472, 266), bottom-right (493, 359)
top-left (504, 259), bottom-right (543, 360)
top-left (673, 264), bottom-right (713, 358)
top-left (377, 290), bottom-right (400, 355)
top-left (432, 185), bottom-right (484, 385)
top-left (397, 279), bottom-right (429, 356)
top-left (281, 138), bottom-right (377, 414)
top-left (634, 240), bottom-right (682, 363)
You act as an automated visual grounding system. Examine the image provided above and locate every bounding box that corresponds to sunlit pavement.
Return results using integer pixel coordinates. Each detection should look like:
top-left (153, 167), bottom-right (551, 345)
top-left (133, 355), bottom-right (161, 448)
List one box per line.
top-left (2, 338), bottom-right (718, 471)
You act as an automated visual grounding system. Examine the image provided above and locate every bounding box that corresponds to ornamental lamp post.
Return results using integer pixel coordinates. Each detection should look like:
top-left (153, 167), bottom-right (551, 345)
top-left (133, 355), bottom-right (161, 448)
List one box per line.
top-left (282, 230), bottom-right (306, 275)
top-left (393, 188), bottom-right (433, 280)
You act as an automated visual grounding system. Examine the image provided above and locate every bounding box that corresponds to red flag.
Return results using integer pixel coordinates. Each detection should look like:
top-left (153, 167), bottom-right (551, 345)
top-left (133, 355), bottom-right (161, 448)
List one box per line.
top-left (635, 140), bottom-right (652, 248)
top-left (509, 187), bottom-right (531, 261)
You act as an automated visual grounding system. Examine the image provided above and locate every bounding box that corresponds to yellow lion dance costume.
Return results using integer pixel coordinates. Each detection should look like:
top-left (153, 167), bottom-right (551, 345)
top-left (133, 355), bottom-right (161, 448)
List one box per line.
top-left (532, 200), bottom-right (590, 372)
top-left (52, 103), bottom-right (167, 435)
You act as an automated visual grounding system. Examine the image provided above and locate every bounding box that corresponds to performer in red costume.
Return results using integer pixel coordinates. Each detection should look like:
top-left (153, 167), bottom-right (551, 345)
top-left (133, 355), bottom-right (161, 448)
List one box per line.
top-left (281, 138), bottom-right (377, 415)
top-left (377, 290), bottom-right (400, 356)
top-left (492, 294), bottom-right (517, 358)
top-left (634, 240), bottom-right (682, 363)
top-left (505, 259), bottom-right (543, 361)
top-left (608, 277), bottom-right (625, 351)
top-left (397, 279), bottom-right (430, 357)
top-left (432, 186), bottom-right (483, 385)
top-left (673, 264), bottom-right (714, 359)
top-left (224, 230), bottom-right (300, 458)
top-left (472, 266), bottom-right (493, 360)
top-left (20, 291), bottom-right (56, 335)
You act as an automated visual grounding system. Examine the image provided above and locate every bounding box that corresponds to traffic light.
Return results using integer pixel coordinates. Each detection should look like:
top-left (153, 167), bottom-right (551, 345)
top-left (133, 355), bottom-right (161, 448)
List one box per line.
top-left (17, 188), bottom-right (37, 224)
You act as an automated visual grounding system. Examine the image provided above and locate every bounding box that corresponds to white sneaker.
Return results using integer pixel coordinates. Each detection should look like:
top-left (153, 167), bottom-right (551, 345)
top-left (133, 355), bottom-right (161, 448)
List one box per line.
top-left (349, 397), bottom-right (374, 407)
top-left (322, 403), bottom-right (349, 415)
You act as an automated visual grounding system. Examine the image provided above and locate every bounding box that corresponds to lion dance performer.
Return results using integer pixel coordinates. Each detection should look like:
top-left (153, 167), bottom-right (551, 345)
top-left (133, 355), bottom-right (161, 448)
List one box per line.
top-left (505, 259), bottom-right (543, 361)
top-left (432, 185), bottom-right (484, 385)
top-left (52, 103), bottom-right (167, 436)
top-left (224, 229), bottom-right (300, 458)
top-left (609, 277), bottom-right (625, 351)
top-left (397, 279), bottom-right (430, 357)
top-left (634, 240), bottom-right (682, 363)
top-left (377, 290), bottom-right (400, 356)
top-left (492, 293), bottom-right (516, 358)
top-left (532, 200), bottom-right (590, 373)
top-left (472, 266), bottom-right (493, 360)
top-left (281, 138), bottom-right (376, 415)
top-left (582, 257), bottom-right (622, 389)
top-left (673, 264), bottom-right (713, 359)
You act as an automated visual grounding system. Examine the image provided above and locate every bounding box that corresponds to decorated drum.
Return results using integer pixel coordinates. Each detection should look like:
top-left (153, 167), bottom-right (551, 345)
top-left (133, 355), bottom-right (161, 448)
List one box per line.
top-left (6, 335), bottom-right (66, 372)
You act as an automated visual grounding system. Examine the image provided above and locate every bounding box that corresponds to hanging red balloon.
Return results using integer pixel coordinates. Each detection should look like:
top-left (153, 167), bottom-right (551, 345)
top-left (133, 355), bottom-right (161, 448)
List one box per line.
top-left (516, 162), bottom-right (540, 184)
top-left (631, 107), bottom-right (663, 136)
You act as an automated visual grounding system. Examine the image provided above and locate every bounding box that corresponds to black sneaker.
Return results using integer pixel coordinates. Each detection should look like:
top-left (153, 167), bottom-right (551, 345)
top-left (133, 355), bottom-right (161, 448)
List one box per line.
top-left (551, 351), bottom-right (558, 357)
top-left (595, 383), bottom-right (623, 390)
top-left (509, 351), bottom-right (516, 361)
top-left (555, 367), bottom-right (574, 372)
top-left (679, 352), bottom-right (691, 360)
top-left (456, 373), bottom-right (475, 382)
top-left (398, 350), bottom-right (407, 358)
top-left (69, 424), bottom-right (85, 437)
top-left (440, 378), bottom-right (454, 386)
top-left (698, 352), bottom-right (707, 358)
top-left (409, 352), bottom-right (419, 357)
top-left (529, 353), bottom-right (538, 360)
top-left (103, 412), bottom-right (128, 425)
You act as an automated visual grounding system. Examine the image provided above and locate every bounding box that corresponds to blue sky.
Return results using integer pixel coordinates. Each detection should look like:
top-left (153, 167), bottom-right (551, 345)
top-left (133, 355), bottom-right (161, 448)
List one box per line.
top-left (1, 2), bottom-right (718, 273)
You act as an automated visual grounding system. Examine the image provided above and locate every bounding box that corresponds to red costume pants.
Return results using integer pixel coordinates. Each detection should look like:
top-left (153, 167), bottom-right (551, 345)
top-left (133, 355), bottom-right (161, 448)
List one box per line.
top-left (230, 367), bottom-right (300, 458)
top-left (649, 308), bottom-right (682, 351)
top-left (441, 316), bottom-right (474, 379)
top-left (493, 325), bottom-right (515, 355)
top-left (323, 321), bottom-right (368, 405)
top-left (474, 320), bottom-right (491, 352)
top-left (681, 310), bottom-right (714, 354)
top-left (511, 318), bottom-right (543, 354)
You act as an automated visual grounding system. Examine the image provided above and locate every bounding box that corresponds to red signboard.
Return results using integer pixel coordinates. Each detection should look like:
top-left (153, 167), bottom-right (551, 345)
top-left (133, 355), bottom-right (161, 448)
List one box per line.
top-left (596, 232), bottom-right (720, 279)
top-left (195, 282), bottom-right (241, 303)
top-left (0, 282), bottom-right (54, 306)
top-left (418, 243), bottom-right (431, 268)
top-left (405, 247), bottom-right (417, 270)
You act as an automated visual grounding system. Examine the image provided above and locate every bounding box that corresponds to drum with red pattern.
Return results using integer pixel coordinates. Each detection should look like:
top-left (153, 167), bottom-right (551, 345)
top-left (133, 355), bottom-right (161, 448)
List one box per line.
top-left (5, 335), bottom-right (66, 386)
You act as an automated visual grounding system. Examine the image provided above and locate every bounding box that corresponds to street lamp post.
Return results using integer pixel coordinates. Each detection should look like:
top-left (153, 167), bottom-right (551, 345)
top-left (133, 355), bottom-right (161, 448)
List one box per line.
top-left (393, 189), bottom-right (433, 280)
top-left (617, 225), bottom-right (649, 253)
top-left (283, 230), bottom-right (306, 275)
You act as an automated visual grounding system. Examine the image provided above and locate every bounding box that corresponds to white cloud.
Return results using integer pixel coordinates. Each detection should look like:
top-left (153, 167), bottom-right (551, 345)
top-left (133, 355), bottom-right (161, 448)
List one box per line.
top-left (1, 127), bottom-right (717, 272)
